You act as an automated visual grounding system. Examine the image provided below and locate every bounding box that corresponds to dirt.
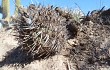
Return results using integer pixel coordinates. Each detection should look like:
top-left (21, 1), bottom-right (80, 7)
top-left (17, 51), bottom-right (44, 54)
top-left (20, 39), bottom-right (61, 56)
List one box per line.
top-left (0, 28), bottom-right (17, 61)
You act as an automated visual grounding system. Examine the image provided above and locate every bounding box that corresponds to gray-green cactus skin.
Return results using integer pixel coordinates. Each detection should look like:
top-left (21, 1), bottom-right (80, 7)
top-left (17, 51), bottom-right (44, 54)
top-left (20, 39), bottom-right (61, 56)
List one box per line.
top-left (14, 0), bottom-right (21, 16)
top-left (0, 6), bottom-right (2, 13)
top-left (2, 0), bottom-right (10, 21)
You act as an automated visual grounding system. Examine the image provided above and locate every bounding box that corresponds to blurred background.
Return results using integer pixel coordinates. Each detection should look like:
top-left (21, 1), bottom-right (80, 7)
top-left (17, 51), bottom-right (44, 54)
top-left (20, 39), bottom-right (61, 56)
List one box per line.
top-left (0, 0), bottom-right (110, 18)
top-left (0, 0), bottom-right (110, 27)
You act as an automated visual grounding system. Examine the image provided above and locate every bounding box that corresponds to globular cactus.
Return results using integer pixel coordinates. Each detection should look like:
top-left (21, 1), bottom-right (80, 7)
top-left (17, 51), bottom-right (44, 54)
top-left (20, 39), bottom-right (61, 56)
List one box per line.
top-left (13, 4), bottom-right (78, 59)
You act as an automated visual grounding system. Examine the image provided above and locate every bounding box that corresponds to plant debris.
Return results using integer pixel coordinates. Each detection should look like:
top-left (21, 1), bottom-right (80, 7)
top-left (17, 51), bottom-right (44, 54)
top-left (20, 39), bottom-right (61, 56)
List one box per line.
top-left (71, 7), bottom-right (110, 69)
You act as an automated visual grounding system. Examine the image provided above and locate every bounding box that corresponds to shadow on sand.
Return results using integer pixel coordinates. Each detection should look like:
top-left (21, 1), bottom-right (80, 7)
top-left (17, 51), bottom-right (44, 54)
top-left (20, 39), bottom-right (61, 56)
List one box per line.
top-left (0, 46), bottom-right (33, 67)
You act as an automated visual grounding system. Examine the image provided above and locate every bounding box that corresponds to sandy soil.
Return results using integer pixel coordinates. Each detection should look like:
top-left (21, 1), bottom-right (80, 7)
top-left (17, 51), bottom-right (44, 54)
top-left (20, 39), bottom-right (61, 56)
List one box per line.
top-left (0, 28), bottom-right (17, 61)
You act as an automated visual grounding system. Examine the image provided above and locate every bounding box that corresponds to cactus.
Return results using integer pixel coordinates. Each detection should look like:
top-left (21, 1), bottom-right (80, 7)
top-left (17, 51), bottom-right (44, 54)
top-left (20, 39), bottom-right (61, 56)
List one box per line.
top-left (13, 5), bottom-right (78, 59)
top-left (0, 6), bottom-right (2, 13)
top-left (2, 0), bottom-right (10, 22)
top-left (14, 0), bottom-right (21, 16)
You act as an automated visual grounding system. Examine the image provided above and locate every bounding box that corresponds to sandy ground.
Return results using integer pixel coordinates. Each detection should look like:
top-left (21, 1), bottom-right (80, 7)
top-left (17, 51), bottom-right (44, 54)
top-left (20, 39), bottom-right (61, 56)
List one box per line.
top-left (0, 55), bottom-right (77, 70)
top-left (0, 28), bottom-right (17, 61)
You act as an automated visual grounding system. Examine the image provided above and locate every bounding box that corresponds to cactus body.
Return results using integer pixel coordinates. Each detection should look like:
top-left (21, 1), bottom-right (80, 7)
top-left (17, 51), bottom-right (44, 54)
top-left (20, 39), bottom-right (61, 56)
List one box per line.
top-left (14, 0), bottom-right (21, 16)
top-left (13, 5), bottom-right (77, 59)
top-left (0, 6), bottom-right (2, 13)
top-left (2, 0), bottom-right (10, 22)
